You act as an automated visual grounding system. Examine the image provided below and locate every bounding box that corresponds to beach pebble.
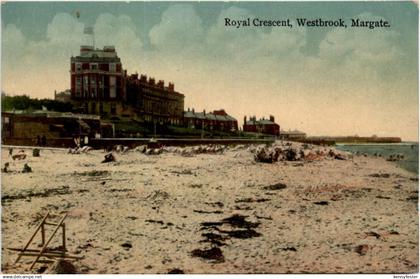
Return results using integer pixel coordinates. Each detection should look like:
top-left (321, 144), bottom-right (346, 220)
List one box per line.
top-left (47, 260), bottom-right (77, 274)
top-left (355, 244), bottom-right (369, 256)
top-left (121, 242), bottom-right (132, 250)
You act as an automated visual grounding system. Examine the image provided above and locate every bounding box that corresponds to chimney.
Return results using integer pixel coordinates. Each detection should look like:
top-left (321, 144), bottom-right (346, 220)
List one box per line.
top-left (157, 80), bottom-right (164, 88)
top-left (168, 82), bottom-right (174, 92)
top-left (140, 75), bottom-right (147, 82)
top-left (244, 116), bottom-right (247, 124)
top-left (270, 115), bottom-right (275, 122)
top-left (149, 77), bottom-right (155, 85)
top-left (203, 109), bottom-right (206, 115)
top-left (54, 90), bottom-right (57, 98)
top-left (188, 107), bottom-right (190, 112)
top-left (192, 108), bottom-right (195, 113)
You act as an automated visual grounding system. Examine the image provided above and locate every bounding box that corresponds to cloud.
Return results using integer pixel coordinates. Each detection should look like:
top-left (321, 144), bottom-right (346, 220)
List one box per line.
top-left (318, 13), bottom-right (401, 82)
top-left (206, 7), bottom-right (258, 61)
top-left (2, 24), bottom-right (28, 69)
top-left (149, 4), bottom-right (204, 54)
top-left (2, 14), bottom-right (85, 96)
top-left (47, 12), bottom-right (84, 45)
top-left (2, 12), bottom-right (146, 96)
top-left (4, 13), bottom-right (84, 72)
top-left (94, 13), bottom-right (143, 70)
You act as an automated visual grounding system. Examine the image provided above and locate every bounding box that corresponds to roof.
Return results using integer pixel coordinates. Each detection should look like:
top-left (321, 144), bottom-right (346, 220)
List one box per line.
top-left (184, 111), bottom-right (195, 118)
top-left (72, 46), bottom-right (121, 63)
top-left (258, 119), bottom-right (277, 125)
top-left (245, 119), bottom-right (278, 126)
top-left (184, 110), bottom-right (237, 122)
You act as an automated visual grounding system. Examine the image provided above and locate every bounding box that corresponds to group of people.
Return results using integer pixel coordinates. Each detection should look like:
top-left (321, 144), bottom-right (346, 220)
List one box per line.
top-left (73, 135), bottom-right (89, 148)
top-left (68, 136), bottom-right (91, 154)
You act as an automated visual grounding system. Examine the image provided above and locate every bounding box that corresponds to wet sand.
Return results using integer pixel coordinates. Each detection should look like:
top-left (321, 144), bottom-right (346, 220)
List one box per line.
top-left (1, 142), bottom-right (418, 274)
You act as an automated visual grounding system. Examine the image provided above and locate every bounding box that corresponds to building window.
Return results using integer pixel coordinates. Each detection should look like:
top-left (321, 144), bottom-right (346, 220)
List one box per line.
top-left (109, 63), bottom-right (116, 72)
top-left (91, 76), bottom-right (97, 98)
top-left (111, 103), bottom-right (116, 115)
top-left (76, 63), bottom-right (82, 72)
top-left (109, 76), bottom-right (116, 98)
top-left (91, 63), bottom-right (98, 70)
top-left (91, 87), bottom-right (97, 98)
top-left (91, 76), bottom-right (96, 85)
top-left (76, 76), bottom-right (82, 97)
top-left (91, 102), bottom-right (96, 114)
top-left (99, 103), bottom-right (104, 114)
top-left (98, 88), bottom-right (104, 99)
top-left (83, 76), bottom-right (89, 98)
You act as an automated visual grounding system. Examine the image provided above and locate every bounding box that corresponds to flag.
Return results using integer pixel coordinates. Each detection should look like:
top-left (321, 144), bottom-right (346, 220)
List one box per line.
top-left (84, 26), bottom-right (93, 35)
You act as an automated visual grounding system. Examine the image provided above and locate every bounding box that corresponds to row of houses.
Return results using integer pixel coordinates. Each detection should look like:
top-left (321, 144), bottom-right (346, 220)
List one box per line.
top-left (2, 108), bottom-right (287, 140)
top-left (2, 44), bottom-right (307, 144)
top-left (62, 44), bottom-right (285, 137)
top-left (184, 109), bottom-right (238, 133)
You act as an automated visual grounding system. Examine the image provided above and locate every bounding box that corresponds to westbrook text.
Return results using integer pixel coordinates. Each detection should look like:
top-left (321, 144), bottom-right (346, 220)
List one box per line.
top-left (224, 17), bottom-right (391, 29)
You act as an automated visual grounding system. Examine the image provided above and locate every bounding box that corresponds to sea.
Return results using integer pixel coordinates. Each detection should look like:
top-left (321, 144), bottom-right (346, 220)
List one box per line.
top-left (335, 142), bottom-right (419, 174)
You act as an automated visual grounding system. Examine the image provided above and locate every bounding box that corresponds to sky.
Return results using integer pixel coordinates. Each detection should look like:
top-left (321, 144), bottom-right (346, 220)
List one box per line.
top-left (1, 1), bottom-right (418, 141)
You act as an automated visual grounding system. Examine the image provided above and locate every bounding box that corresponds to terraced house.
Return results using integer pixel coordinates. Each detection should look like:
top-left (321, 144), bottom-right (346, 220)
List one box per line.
top-left (184, 108), bottom-right (238, 132)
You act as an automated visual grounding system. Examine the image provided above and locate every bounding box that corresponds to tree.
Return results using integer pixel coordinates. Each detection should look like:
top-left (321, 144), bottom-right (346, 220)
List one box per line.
top-left (1, 94), bottom-right (73, 112)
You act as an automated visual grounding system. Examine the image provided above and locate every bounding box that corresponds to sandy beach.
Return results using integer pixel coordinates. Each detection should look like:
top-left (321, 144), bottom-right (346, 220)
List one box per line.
top-left (1, 142), bottom-right (418, 274)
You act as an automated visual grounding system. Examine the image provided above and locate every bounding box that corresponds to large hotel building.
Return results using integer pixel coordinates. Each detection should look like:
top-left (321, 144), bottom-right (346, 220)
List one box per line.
top-left (70, 45), bottom-right (184, 125)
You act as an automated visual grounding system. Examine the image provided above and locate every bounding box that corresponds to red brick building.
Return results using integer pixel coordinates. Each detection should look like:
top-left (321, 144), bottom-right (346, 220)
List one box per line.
top-left (243, 115), bottom-right (280, 136)
top-left (125, 74), bottom-right (184, 125)
top-left (70, 45), bottom-right (185, 125)
top-left (70, 45), bottom-right (126, 116)
top-left (184, 108), bottom-right (238, 132)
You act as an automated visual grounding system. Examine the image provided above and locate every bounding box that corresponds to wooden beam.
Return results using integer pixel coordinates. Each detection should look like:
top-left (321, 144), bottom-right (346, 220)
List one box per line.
top-left (29, 213), bottom-right (68, 270)
top-left (17, 252), bottom-right (83, 260)
top-left (44, 222), bottom-right (60, 226)
top-left (8, 247), bottom-right (67, 254)
top-left (15, 212), bottom-right (50, 264)
top-left (41, 223), bottom-right (45, 246)
top-left (62, 223), bottom-right (66, 252)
